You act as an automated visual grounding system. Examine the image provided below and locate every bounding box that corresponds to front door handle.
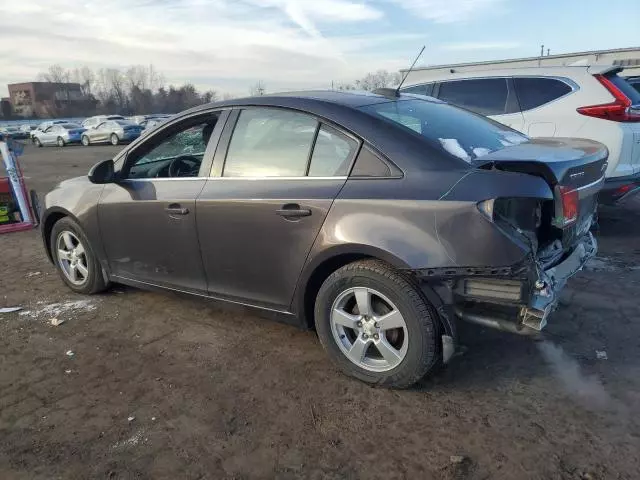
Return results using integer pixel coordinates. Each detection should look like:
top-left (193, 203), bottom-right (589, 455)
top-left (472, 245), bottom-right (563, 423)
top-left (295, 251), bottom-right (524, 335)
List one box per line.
top-left (165, 203), bottom-right (189, 215)
top-left (275, 204), bottom-right (312, 218)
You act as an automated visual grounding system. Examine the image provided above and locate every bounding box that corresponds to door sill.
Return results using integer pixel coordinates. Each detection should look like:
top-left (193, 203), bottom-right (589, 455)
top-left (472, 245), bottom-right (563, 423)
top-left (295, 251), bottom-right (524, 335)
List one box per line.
top-left (111, 275), bottom-right (298, 320)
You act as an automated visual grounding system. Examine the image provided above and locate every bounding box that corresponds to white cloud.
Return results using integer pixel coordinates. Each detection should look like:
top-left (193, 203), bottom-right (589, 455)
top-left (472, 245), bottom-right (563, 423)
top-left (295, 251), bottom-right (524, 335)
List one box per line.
top-left (388, 0), bottom-right (507, 23)
top-left (441, 41), bottom-right (520, 50)
top-left (0, 0), bottom-right (399, 96)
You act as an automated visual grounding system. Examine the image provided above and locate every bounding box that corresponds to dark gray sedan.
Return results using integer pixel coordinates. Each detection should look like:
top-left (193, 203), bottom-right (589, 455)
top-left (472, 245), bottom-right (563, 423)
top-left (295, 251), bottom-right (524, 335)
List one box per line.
top-left (41, 91), bottom-right (604, 387)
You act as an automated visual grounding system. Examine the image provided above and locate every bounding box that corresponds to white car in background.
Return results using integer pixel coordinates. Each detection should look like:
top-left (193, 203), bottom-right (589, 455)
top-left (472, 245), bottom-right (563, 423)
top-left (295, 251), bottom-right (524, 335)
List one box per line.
top-left (81, 115), bottom-right (125, 129)
top-left (402, 66), bottom-right (640, 204)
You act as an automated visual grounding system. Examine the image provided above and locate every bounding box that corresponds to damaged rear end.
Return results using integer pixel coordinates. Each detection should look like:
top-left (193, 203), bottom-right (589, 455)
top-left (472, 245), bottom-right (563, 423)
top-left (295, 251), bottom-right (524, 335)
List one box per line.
top-left (451, 138), bottom-right (606, 335)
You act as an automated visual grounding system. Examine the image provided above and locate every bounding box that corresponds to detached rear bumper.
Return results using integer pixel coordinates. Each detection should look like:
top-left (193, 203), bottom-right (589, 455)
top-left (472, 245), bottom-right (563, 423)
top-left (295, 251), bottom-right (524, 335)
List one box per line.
top-left (454, 233), bottom-right (597, 335)
top-left (600, 172), bottom-right (640, 205)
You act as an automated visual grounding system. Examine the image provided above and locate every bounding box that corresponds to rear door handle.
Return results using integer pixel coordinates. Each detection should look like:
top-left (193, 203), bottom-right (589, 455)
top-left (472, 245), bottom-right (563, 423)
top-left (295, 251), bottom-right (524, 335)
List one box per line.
top-left (275, 204), bottom-right (312, 218)
top-left (165, 203), bottom-right (189, 215)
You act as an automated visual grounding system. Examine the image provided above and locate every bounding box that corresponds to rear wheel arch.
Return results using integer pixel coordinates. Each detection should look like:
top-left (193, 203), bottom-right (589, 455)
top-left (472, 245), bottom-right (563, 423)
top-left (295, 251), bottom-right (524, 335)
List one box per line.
top-left (298, 246), bottom-right (411, 330)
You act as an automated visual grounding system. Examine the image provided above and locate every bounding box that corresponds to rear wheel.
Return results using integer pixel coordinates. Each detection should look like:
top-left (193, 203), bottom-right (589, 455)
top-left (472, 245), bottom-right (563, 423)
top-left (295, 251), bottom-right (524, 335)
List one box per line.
top-left (81, 135), bottom-right (90, 146)
top-left (50, 217), bottom-right (109, 294)
top-left (110, 133), bottom-right (119, 145)
top-left (315, 259), bottom-right (440, 388)
top-left (56, 136), bottom-right (65, 147)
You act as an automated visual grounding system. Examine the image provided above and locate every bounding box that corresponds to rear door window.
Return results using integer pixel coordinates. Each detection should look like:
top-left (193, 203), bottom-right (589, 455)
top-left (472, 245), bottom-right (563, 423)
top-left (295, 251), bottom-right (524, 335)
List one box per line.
top-left (514, 77), bottom-right (572, 111)
top-left (437, 78), bottom-right (509, 115)
top-left (308, 125), bottom-right (358, 176)
top-left (224, 108), bottom-right (318, 177)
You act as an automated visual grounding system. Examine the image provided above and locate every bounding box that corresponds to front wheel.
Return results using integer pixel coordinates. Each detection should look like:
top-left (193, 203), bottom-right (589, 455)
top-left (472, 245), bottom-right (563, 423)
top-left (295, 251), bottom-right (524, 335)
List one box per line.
top-left (34, 137), bottom-right (42, 147)
top-left (57, 136), bottom-right (65, 147)
top-left (81, 135), bottom-right (90, 146)
top-left (50, 217), bottom-right (109, 294)
top-left (315, 260), bottom-right (440, 388)
top-left (110, 133), bottom-right (119, 145)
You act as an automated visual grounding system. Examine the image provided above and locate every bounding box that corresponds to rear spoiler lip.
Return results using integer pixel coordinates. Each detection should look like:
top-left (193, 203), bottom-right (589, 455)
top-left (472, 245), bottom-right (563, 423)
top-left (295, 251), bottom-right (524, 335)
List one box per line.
top-left (586, 65), bottom-right (624, 76)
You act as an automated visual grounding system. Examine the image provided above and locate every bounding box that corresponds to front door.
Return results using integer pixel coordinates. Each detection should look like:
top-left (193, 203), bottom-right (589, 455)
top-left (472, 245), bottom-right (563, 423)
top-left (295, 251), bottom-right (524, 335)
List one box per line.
top-left (197, 107), bottom-right (360, 310)
top-left (40, 126), bottom-right (57, 145)
top-left (98, 111), bottom-right (225, 292)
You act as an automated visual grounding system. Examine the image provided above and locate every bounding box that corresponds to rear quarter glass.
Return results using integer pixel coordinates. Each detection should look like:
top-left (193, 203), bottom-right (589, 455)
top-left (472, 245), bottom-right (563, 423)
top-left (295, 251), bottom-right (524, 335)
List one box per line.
top-left (607, 74), bottom-right (640, 104)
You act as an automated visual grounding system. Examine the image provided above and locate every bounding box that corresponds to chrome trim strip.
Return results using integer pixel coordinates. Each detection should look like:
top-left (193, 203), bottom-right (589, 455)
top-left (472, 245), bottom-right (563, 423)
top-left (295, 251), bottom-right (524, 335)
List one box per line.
top-left (577, 175), bottom-right (605, 199)
top-left (121, 176), bottom-right (349, 182)
top-left (111, 275), bottom-right (294, 315)
top-left (210, 176), bottom-right (348, 181)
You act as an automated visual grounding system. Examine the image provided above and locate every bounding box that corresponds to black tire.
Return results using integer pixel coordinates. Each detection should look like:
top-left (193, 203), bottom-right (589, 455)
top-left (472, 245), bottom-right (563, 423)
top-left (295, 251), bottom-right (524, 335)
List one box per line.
top-left (50, 217), bottom-right (109, 295)
top-left (81, 135), bottom-right (90, 146)
top-left (57, 136), bottom-right (65, 147)
top-left (34, 137), bottom-right (42, 147)
top-left (110, 133), bottom-right (119, 145)
top-left (315, 259), bottom-right (440, 388)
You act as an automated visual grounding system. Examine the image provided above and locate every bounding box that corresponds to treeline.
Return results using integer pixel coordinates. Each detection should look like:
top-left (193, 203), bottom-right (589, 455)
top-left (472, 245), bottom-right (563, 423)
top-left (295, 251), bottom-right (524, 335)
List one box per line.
top-left (36, 64), bottom-right (236, 118)
top-left (24, 64), bottom-right (401, 119)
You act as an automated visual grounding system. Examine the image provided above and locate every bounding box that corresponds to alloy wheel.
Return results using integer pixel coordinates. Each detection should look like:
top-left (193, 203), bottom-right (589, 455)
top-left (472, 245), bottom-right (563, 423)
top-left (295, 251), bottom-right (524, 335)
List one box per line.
top-left (56, 231), bottom-right (89, 286)
top-left (57, 137), bottom-right (64, 147)
top-left (330, 287), bottom-right (408, 372)
top-left (110, 134), bottom-right (119, 145)
top-left (81, 136), bottom-right (89, 146)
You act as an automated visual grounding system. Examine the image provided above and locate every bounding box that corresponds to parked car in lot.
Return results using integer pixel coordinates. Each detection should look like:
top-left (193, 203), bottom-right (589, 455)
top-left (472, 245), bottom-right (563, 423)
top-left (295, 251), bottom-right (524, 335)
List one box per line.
top-left (41, 91), bottom-right (603, 387)
top-left (31, 120), bottom-right (68, 141)
top-left (33, 123), bottom-right (86, 147)
top-left (81, 120), bottom-right (143, 146)
top-left (81, 115), bottom-right (125, 130)
top-left (626, 76), bottom-right (640, 94)
top-left (19, 124), bottom-right (37, 136)
top-left (140, 117), bottom-right (170, 136)
top-left (0, 126), bottom-right (28, 139)
top-left (402, 66), bottom-right (640, 204)
top-left (129, 114), bottom-right (171, 125)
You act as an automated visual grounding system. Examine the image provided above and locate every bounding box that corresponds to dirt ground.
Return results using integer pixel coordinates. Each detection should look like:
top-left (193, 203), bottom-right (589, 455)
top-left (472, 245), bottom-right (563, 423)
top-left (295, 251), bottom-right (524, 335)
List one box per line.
top-left (1, 144), bottom-right (640, 480)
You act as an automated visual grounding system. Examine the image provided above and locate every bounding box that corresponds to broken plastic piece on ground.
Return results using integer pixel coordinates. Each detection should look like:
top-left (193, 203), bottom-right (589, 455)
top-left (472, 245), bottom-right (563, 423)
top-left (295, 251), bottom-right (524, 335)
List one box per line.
top-left (26, 271), bottom-right (41, 278)
top-left (50, 318), bottom-right (66, 326)
top-left (65, 350), bottom-right (74, 357)
top-left (0, 306), bottom-right (22, 313)
top-left (128, 416), bottom-right (135, 422)
top-left (65, 369), bottom-right (72, 374)
top-left (596, 350), bottom-right (608, 360)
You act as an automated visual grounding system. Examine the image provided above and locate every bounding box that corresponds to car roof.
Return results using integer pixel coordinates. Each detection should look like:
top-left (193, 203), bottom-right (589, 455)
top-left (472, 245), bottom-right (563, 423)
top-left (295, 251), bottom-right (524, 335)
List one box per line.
top-left (183, 90), bottom-right (441, 116)
top-left (403, 64), bottom-right (623, 84)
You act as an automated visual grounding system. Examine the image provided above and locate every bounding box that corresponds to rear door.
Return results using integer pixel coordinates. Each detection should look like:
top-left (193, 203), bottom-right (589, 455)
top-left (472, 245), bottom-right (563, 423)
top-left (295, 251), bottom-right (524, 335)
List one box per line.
top-left (513, 76), bottom-right (574, 137)
top-left (196, 107), bottom-right (360, 310)
top-left (436, 77), bottom-right (525, 132)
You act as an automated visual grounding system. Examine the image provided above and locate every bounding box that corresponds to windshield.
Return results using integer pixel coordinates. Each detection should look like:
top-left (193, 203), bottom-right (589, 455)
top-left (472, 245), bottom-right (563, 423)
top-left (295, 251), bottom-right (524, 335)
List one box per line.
top-left (360, 99), bottom-right (528, 163)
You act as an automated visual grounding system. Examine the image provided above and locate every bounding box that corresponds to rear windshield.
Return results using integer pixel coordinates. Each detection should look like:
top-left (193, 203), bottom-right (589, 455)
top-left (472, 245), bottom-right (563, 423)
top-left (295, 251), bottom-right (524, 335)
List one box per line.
top-left (115, 120), bottom-right (135, 126)
top-left (360, 99), bottom-right (528, 163)
top-left (607, 73), bottom-right (640, 104)
top-left (61, 123), bottom-right (80, 129)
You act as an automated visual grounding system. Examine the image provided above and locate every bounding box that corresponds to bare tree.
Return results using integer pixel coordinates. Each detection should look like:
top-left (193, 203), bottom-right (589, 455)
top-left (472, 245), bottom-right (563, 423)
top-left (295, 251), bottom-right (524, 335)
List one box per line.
top-left (72, 66), bottom-right (96, 96)
top-left (222, 92), bottom-right (237, 100)
top-left (249, 81), bottom-right (266, 96)
top-left (37, 64), bottom-right (71, 84)
top-left (354, 70), bottom-right (402, 91)
top-left (201, 90), bottom-right (218, 103)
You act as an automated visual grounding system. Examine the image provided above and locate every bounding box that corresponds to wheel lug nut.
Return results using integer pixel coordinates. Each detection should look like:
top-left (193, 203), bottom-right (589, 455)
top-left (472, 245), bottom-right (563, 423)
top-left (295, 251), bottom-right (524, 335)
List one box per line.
top-left (374, 322), bottom-right (378, 328)
top-left (363, 333), bottom-right (368, 339)
top-left (374, 334), bottom-right (379, 340)
top-left (357, 321), bottom-right (362, 327)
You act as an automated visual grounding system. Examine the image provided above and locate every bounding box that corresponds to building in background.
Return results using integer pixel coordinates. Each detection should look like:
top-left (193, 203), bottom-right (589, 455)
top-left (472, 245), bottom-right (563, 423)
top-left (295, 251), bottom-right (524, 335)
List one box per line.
top-left (7, 82), bottom-right (95, 118)
top-left (402, 46), bottom-right (640, 79)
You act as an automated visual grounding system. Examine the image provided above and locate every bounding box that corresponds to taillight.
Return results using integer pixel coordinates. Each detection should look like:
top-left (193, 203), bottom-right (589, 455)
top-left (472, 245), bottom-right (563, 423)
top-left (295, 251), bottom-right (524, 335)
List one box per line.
top-left (577, 74), bottom-right (640, 122)
top-left (559, 186), bottom-right (579, 226)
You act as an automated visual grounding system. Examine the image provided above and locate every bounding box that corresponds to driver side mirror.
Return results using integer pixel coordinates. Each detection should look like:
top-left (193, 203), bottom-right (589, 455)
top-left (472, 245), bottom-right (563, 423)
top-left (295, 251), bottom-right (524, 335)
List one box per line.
top-left (88, 159), bottom-right (115, 184)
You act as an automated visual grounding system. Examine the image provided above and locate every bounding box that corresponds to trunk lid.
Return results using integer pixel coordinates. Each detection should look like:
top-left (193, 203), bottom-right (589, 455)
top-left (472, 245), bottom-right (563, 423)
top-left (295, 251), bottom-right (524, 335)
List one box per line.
top-left (473, 137), bottom-right (608, 247)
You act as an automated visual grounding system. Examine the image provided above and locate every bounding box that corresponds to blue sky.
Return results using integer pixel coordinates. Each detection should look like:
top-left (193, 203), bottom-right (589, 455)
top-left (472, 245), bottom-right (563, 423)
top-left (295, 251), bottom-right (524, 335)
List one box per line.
top-left (0, 0), bottom-right (638, 97)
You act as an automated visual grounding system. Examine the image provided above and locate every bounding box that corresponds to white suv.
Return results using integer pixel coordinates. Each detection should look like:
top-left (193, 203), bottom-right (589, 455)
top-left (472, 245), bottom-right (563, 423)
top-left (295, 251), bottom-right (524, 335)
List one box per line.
top-left (81, 115), bottom-right (125, 129)
top-left (402, 66), bottom-right (640, 204)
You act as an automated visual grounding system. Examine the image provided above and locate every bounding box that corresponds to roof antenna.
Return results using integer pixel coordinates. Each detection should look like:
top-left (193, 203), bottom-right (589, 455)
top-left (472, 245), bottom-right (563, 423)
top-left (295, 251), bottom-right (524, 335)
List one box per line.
top-left (396, 45), bottom-right (425, 95)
